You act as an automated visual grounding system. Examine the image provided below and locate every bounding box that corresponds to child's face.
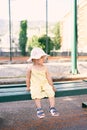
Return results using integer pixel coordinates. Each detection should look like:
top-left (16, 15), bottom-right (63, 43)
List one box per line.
top-left (39, 56), bottom-right (46, 64)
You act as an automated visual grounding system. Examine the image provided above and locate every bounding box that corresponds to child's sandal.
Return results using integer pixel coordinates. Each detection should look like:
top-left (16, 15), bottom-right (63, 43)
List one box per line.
top-left (50, 107), bottom-right (59, 116)
top-left (37, 108), bottom-right (45, 118)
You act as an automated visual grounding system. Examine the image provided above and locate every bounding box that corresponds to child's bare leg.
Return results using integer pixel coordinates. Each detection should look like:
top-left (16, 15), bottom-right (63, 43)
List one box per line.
top-left (34, 99), bottom-right (41, 108)
top-left (49, 97), bottom-right (59, 116)
top-left (48, 97), bottom-right (55, 108)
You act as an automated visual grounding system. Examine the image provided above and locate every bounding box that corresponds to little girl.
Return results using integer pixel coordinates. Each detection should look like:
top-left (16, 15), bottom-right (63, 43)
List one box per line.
top-left (26, 47), bottom-right (59, 118)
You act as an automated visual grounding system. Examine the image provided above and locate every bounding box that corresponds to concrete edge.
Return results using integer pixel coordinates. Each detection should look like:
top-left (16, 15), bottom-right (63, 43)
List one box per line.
top-left (0, 77), bottom-right (87, 85)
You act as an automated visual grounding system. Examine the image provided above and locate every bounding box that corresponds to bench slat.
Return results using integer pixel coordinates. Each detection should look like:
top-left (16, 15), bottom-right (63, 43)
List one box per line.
top-left (0, 85), bottom-right (87, 93)
top-left (0, 84), bottom-right (26, 88)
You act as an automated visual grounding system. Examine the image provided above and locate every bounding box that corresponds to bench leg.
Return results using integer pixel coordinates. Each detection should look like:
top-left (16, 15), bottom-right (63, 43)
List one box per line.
top-left (82, 102), bottom-right (87, 108)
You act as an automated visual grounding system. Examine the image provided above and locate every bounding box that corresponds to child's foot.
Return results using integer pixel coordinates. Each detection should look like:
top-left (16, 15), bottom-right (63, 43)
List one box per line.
top-left (37, 108), bottom-right (45, 118)
top-left (50, 107), bottom-right (59, 116)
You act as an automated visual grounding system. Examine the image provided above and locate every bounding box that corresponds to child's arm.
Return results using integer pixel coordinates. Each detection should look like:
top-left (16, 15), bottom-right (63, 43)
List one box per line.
top-left (26, 66), bottom-right (31, 91)
top-left (45, 67), bottom-right (56, 92)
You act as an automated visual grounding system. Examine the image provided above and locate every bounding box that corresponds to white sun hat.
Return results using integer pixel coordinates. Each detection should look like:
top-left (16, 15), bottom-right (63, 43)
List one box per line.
top-left (27, 47), bottom-right (48, 62)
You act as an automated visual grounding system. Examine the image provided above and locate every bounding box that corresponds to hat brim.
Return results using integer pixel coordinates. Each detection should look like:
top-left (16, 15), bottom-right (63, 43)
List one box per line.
top-left (27, 54), bottom-right (49, 62)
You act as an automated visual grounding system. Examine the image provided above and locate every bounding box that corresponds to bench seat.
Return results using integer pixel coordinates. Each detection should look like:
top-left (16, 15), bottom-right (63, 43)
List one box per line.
top-left (0, 81), bottom-right (87, 103)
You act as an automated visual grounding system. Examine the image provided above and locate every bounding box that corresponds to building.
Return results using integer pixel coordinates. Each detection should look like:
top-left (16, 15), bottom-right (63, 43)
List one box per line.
top-left (60, 0), bottom-right (87, 55)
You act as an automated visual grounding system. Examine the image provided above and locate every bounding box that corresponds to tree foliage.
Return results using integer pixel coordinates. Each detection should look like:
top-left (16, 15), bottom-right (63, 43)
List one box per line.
top-left (53, 22), bottom-right (61, 50)
top-left (19, 20), bottom-right (28, 56)
top-left (27, 35), bottom-right (42, 55)
top-left (27, 34), bottom-right (54, 55)
top-left (38, 34), bottom-right (54, 54)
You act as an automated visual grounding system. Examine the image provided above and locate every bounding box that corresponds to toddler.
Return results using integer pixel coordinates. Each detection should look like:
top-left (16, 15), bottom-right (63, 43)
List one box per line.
top-left (26, 47), bottom-right (59, 118)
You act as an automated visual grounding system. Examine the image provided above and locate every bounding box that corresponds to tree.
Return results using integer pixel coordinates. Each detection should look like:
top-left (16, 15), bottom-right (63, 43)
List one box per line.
top-left (27, 35), bottom-right (42, 55)
top-left (19, 20), bottom-right (28, 56)
top-left (53, 22), bottom-right (61, 50)
top-left (38, 34), bottom-right (54, 54)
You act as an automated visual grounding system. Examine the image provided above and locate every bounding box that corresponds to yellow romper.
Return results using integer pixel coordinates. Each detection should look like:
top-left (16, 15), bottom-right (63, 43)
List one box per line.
top-left (30, 68), bottom-right (55, 99)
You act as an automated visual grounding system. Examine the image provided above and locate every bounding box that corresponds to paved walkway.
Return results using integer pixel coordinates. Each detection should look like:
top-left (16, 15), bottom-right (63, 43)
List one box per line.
top-left (0, 95), bottom-right (87, 130)
top-left (0, 61), bottom-right (87, 84)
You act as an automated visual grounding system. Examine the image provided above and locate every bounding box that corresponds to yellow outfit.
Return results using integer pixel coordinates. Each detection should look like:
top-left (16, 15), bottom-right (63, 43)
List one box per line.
top-left (30, 68), bottom-right (55, 99)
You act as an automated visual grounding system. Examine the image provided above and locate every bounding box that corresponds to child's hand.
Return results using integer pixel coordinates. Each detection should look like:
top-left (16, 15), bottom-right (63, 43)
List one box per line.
top-left (26, 87), bottom-right (30, 91)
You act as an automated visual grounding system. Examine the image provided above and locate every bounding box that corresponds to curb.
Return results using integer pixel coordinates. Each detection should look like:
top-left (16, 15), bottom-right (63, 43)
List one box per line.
top-left (0, 77), bottom-right (87, 85)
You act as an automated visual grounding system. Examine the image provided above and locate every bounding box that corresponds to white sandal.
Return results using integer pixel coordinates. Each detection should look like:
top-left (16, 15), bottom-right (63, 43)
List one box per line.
top-left (50, 107), bottom-right (59, 116)
top-left (37, 108), bottom-right (45, 118)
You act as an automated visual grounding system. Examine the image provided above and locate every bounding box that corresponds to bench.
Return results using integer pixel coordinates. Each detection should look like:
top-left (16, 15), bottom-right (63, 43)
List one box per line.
top-left (0, 81), bottom-right (87, 108)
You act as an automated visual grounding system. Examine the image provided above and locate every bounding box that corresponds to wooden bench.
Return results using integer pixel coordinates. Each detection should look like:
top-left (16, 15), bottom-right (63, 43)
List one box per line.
top-left (0, 81), bottom-right (87, 108)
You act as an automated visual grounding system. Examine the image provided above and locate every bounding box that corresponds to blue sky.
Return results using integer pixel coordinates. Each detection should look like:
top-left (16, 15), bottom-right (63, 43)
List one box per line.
top-left (0, 0), bottom-right (72, 22)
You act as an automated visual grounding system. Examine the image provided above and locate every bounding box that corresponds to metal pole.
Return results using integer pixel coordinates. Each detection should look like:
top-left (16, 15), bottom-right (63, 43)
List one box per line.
top-left (71, 0), bottom-right (78, 74)
top-left (8, 0), bottom-right (12, 61)
top-left (46, 0), bottom-right (48, 53)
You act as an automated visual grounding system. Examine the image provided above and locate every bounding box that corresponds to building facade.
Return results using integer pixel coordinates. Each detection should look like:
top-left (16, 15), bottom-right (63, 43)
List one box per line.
top-left (60, 0), bottom-right (87, 55)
